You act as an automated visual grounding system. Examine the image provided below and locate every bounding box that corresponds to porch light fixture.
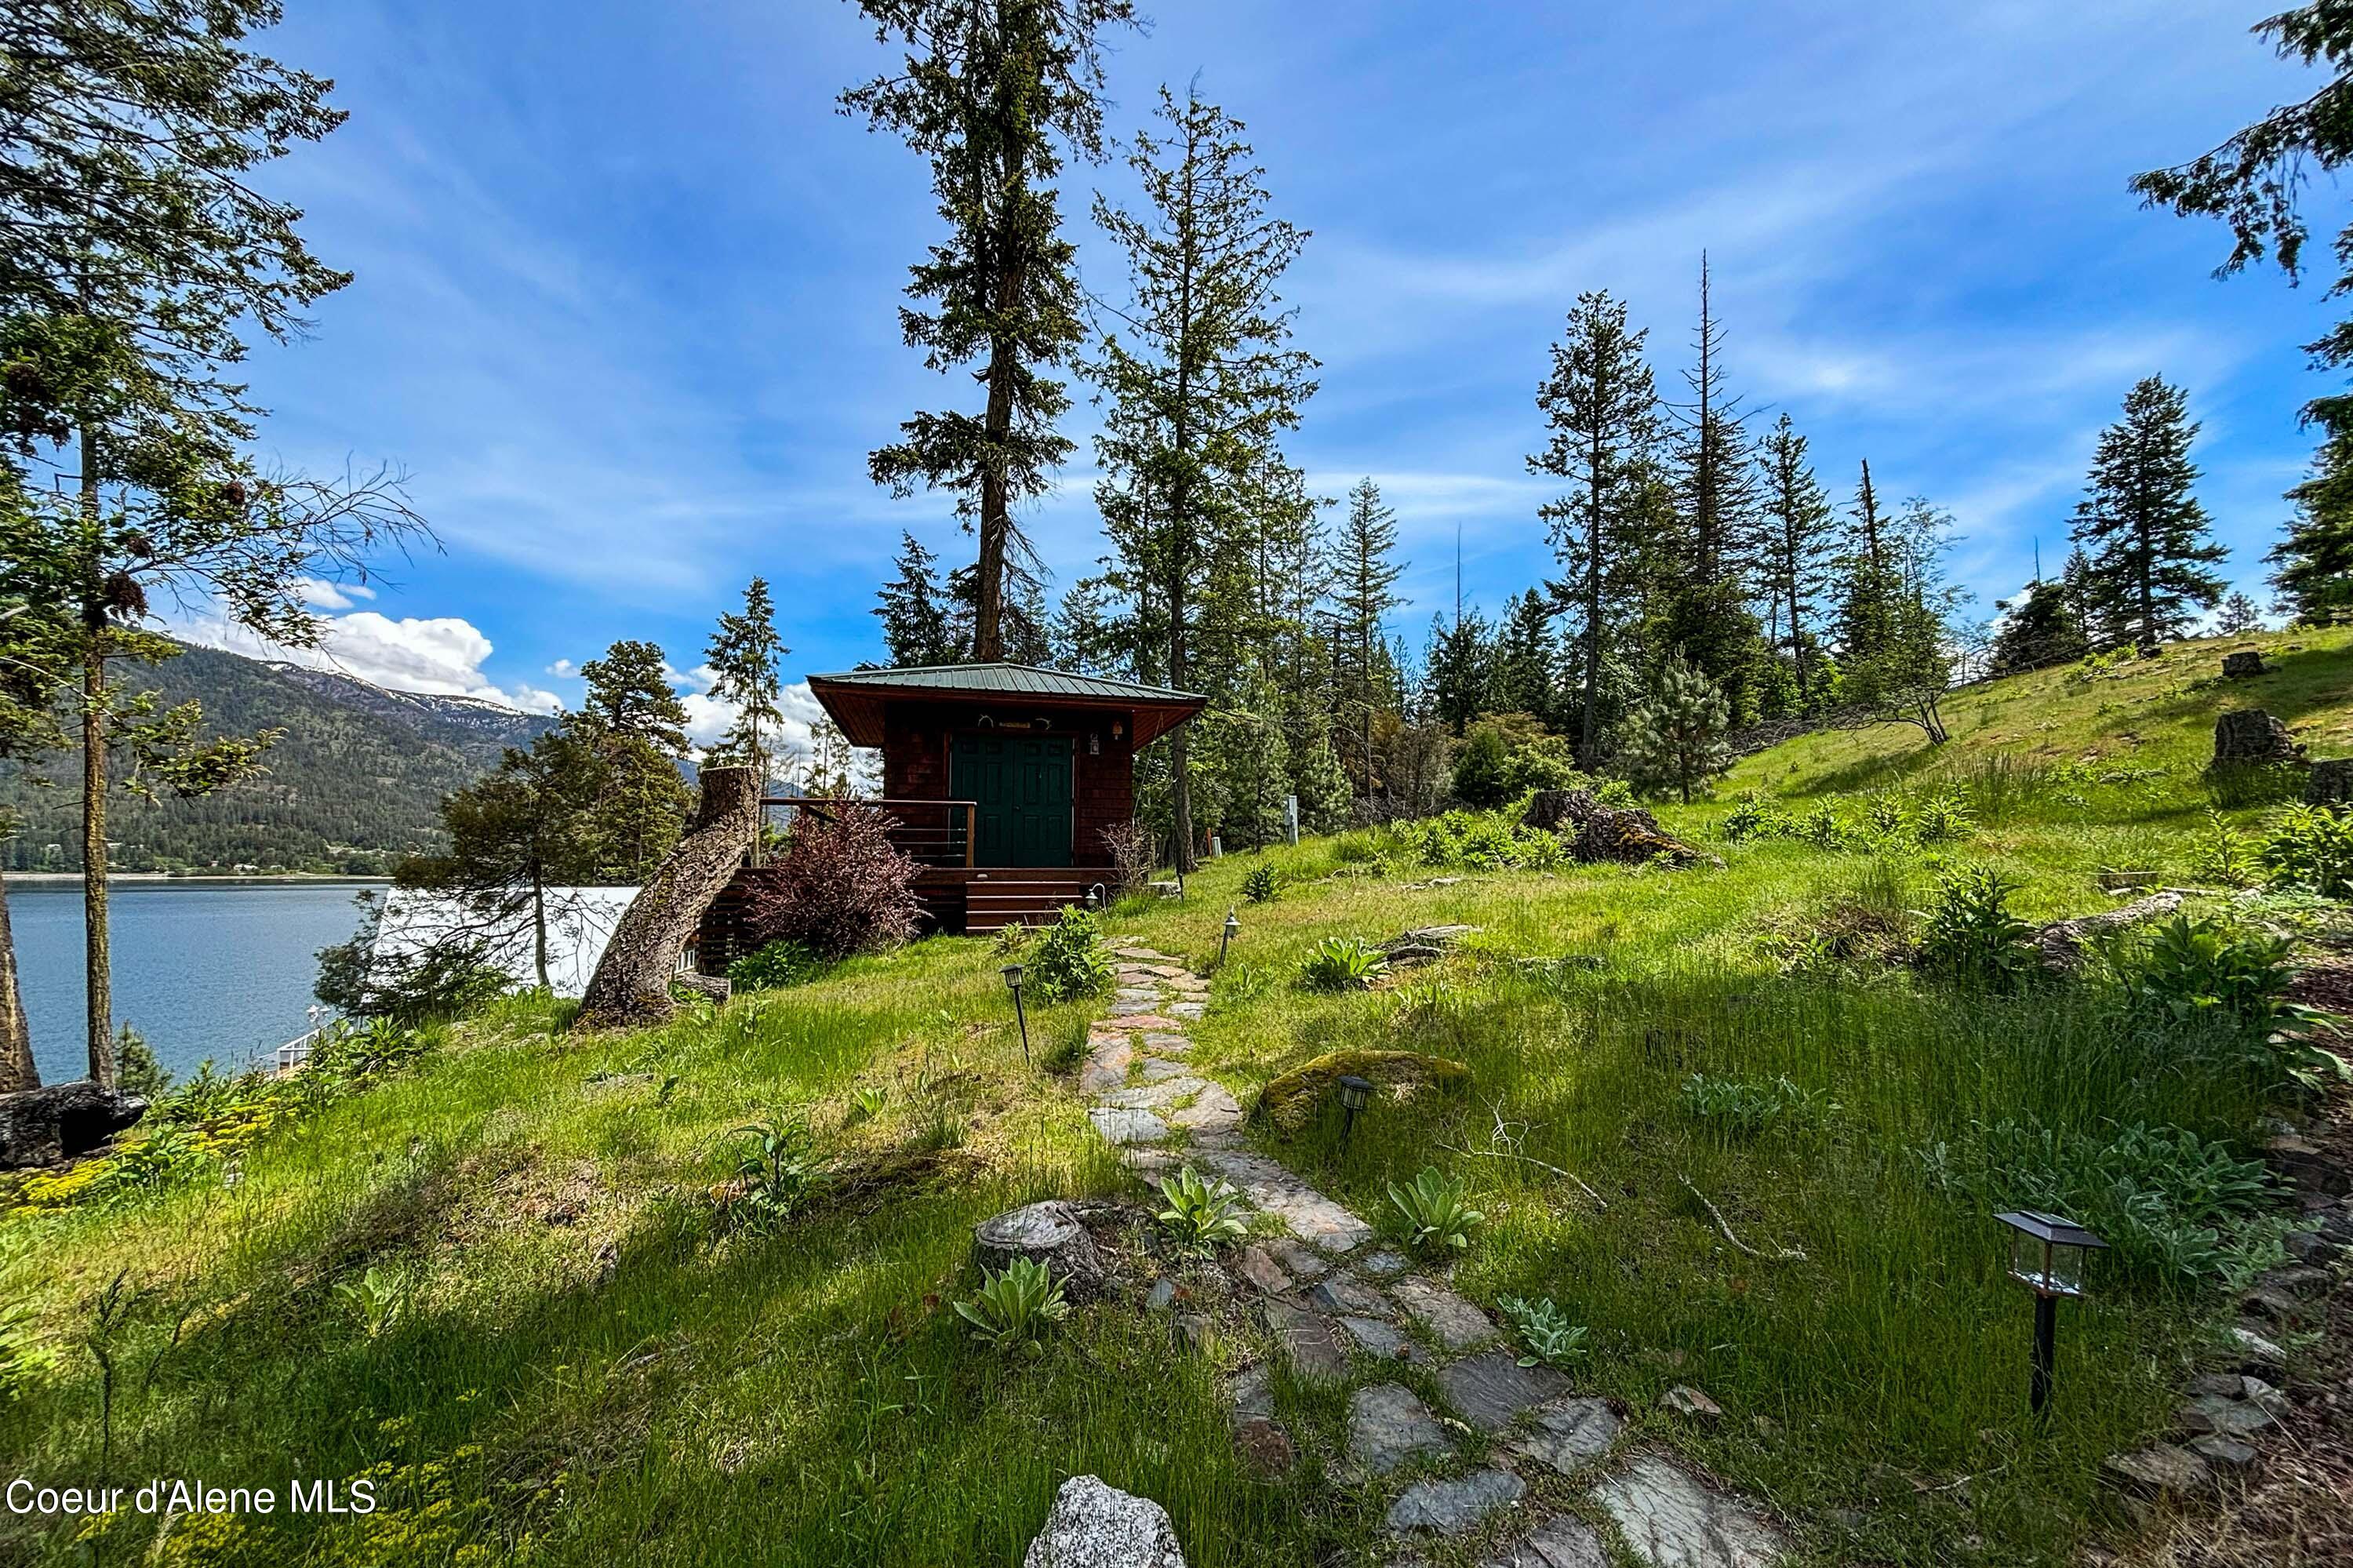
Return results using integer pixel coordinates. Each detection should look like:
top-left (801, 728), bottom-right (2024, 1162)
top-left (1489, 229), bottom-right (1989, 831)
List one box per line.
top-left (1995, 1209), bottom-right (2108, 1417)
top-left (1001, 962), bottom-right (1030, 1066)
top-left (1086, 884), bottom-right (1103, 911)
top-left (1219, 908), bottom-right (1239, 966)
top-left (1335, 1074), bottom-right (1373, 1148)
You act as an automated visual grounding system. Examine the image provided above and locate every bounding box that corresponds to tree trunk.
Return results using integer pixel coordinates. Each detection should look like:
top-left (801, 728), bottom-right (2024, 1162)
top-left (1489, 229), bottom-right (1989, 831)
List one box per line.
top-left (81, 606), bottom-right (113, 1091)
top-left (0, 866), bottom-right (36, 1093)
top-left (531, 865), bottom-right (551, 991)
top-left (575, 766), bottom-right (762, 1031)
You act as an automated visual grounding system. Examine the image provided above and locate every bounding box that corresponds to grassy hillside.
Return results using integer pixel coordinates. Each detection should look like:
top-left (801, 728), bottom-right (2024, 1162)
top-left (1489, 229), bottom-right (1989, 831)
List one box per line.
top-left (0, 636), bottom-right (2345, 1567)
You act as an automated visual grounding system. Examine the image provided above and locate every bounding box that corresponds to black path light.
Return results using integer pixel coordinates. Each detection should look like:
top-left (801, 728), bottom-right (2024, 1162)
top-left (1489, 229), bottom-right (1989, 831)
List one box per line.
top-left (1995, 1209), bottom-right (2108, 1417)
top-left (1335, 1074), bottom-right (1373, 1149)
top-left (1219, 908), bottom-right (1240, 967)
top-left (1001, 962), bottom-right (1030, 1065)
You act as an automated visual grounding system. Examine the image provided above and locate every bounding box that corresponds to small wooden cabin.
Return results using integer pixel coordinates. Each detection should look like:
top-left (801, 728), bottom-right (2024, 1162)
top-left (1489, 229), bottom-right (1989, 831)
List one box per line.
top-left (699, 663), bottom-right (1203, 955)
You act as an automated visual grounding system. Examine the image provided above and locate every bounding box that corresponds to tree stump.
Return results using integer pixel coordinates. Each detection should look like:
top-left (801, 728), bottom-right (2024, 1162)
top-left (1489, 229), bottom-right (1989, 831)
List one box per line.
top-left (1522, 789), bottom-right (1718, 866)
top-left (574, 766), bottom-right (761, 1031)
top-left (2307, 758), bottom-right (2353, 806)
top-left (0, 1081), bottom-right (147, 1170)
top-left (2222, 650), bottom-right (2267, 679)
top-left (2213, 710), bottom-right (2304, 766)
top-left (973, 1199), bottom-right (1107, 1301)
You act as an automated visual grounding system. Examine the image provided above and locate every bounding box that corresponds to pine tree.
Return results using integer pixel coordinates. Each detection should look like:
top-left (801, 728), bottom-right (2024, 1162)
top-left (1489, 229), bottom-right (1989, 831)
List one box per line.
top-left (1839, 497), bottom-right (1964, 744)
top-left (1424, 607), bottom-right (1497, 734)
top-left (874, 531), bottom-right (960, 665)
top-left (1671, 254), bottom-right (1762, 588)
top-left (1291, 722), bottom-right (1352, 835)
top-left (1755, 413), bottom-right (1836, 701)
top-left (1491, 588), bottom-right (1562, 726)
top-left (1332, 477), bottom-right (1405, 796)
top-left (1620, 653), bottom-right (1730, 805)
top-left (1529, 289), bottom-right (1658, 764)
top-left (2216, 588), bottom-right (2268, 635)
top-left (579, 641), bottom-right (689, 755)
top-left (840, 0), bottom-right (1135, 660)
top-left (1088, 86), bottom-right (1316, 871)
top-left (2070, 377), bottom-right (2226, 650)
top-left (574, 640), bottom-right (693, 882)
top-left (704, 577), bottom-right (789, 799)
top-left (2271, 410), bottom-right (2353, 622)
top-left (1989, 577), bottom-right (2090, 674)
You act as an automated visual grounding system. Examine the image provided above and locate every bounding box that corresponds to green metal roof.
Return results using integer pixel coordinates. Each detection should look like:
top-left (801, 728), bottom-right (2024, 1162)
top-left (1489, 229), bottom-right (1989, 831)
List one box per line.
top-left (808, 662), bottom-right (1205, 704)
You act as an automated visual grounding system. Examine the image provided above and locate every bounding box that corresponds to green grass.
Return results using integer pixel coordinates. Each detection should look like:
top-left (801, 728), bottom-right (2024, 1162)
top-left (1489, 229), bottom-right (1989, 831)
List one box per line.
top-left (2, 630), bottom-right (2348, 1566)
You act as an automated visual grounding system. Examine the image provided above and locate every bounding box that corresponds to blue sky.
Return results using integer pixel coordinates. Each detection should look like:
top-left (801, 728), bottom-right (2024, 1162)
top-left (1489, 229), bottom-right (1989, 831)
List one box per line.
top-left (188, 1), bottom-right (2344, 757)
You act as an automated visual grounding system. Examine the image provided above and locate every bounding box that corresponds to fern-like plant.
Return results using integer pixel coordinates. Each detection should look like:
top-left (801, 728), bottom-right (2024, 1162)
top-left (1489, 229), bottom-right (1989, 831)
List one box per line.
top-left (1155, 1166), bottom-right (1250, 1253)
top-left (1242, 864), bottom-right (1279, 903)
top-left (1300, 936), bottom-right (1388, 991)
top-left (954, 1257), bottom-right (1070, 1355)
top-left (1387, 1166), bottom-right (1483, 1253)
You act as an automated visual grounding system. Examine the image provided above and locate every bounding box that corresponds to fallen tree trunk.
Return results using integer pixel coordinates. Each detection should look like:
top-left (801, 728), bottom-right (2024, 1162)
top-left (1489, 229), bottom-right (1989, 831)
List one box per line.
top-left (575, 766), bottom-right (760, 1031)
top-left (1522, 789), bottom-right (1719, 867)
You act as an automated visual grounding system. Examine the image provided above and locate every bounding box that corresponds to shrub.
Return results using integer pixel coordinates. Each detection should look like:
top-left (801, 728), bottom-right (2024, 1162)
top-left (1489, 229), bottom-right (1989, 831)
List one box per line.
top-left (2259, 803), bottom-right (2353, 897)
top-left (1154, 1166), bottom-right (1250, 1253)
top-left (1387, 1166), bottom-right (1483, 1253)
top-left (1024, 906), bottom-right (1114, 1004)
top-left (1242, 864), bottom-right (1279, 904)
top-left (954, 1257), bottom-right (1070, 1354)
top-left (315, 893), bottom-right (509, 1027)
top-left (1911, 789), bottom-right (1975, 844)
top-left (1796, 802), bottom-right (1848, 849)
top-left (1100, 820), bottom-right (1157, 897)
top-left (113, 1025), bottom-right (173, 1097)
top-left (1496, 1295), bottom-right (1590, 1370)
top-left (1452, 724), bottom-right (1515, 808)
top-left (1300, 936), bottom-right (1387, 991)
top-left (1722, 792), bottom-right (1788, 842)
top-left (728, 940), bottom-right (827, 992)
top-left (1680, 1072), bottom-right (1828, 1137)
top-left (740, 804), bottom-right (922, 960)
top-left (2097, 915), bottom-right (2297, 1029)
top-left (1915, 866), bottom-right (2034, 989)
top-left (721, 1111), bottom-right (824, 1231)
top-left (2191, 809), bottom-right (2260, 887)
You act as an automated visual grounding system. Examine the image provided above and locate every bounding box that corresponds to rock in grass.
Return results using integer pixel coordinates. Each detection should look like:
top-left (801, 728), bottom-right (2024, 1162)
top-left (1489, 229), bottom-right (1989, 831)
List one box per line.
top-left (1387, 1468), bottom-right (1526, 1536)
top-left (1252, 1049), bottom-right (1470, 1133)
top-left (2222, 649), bottom-right (2268, 679)
top-left (1660, 1384), bottom-right (1725, 1421)
top-left (1482, 1515), bottom-right (1611, 1567)
top-left (2103, 1443), bottom-right (2213, 1500)
top-left (1023, 1474), bottom-right (1187, 1568)
top-left (1348, 1383), bottom-right (1455, 1475)
top-left (1509, 1397), bottom-right (1622, 1478)
top-left (0, 1081), bottom-right (147, 1170)
top-left (1438, 1351), bottom-right (1570, 1432)
top-left (1592, 1453), bottom-right (1787, 1568)
top-left (974, 1201), bottom-right (1107, 1301)
top-left (2308, 755), bottom-right (2353, 806)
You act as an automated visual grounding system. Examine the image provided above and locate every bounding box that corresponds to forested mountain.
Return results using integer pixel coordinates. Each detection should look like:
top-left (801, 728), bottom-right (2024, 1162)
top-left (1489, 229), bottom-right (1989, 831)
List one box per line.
top-left (0, 643), bottom-right (553, 874)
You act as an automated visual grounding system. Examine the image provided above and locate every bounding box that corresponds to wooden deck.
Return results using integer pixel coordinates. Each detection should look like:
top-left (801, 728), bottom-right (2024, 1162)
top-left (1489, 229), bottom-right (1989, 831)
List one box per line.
top-left (913, 866), bottom-right (1108, 934)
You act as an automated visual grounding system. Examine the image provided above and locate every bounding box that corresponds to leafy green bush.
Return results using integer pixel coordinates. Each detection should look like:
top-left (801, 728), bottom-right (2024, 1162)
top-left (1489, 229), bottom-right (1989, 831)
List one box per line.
top-left (1242, 864), bottom-right (1279, 904)
top-left (728, 940), bottom-right (827, 992)
top-left (1679, 1072), bottom-right (1829, 1137)
top-left (723, 1111), bottom-right (824, 1231)
top-left (334, 1266), bottom-right (409, 1338)
top-left (2259, 803), bottom-right (2353, 897)
top-left (1915, 866), bottom-right (2035, 989)
top-left (2097, 915), bottom-right (2297, 1029)
top-left (954, 1257), bottom-right (1070, 1354)
top-left (2191, 809), bottom-right (2260, 887)
top-left (1452, 723), bottom-right (1515, 808)
top-left (1496, 1295), bottom-right (1590, 1369)
top-left (1721, 792), bottom-right (1787, 842)
top-left (1387, 1166), bottom-right (1483, 1253)
top-left (1024, 906), bottom-right (1114, 1004)
top-left (1154, 1166), bottom-right (1249, 1253)
top-left (1911, 789), bottom-right (1975, 844)
top-left (1300, 936), bottom-right (1387, 991)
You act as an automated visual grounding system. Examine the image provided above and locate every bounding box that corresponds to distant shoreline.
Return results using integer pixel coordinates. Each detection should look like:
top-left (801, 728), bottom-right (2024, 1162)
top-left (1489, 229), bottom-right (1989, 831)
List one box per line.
top-left (7, 873), bottom-right (393, 886)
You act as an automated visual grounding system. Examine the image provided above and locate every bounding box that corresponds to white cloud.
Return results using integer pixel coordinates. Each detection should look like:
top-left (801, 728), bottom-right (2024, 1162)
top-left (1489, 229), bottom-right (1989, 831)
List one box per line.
top-left (546, 657), bottom-right (576, 678)
top-left (296, 577), bottom-right (378, 611)
top-left (177, 607), bottom-right (562, 715)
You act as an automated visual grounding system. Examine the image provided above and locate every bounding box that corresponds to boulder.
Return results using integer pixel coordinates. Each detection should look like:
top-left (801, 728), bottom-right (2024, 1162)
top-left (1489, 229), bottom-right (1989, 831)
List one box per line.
top-left (1380, 926), bottom-right (1482, 966)
top-left (2307, 757), bottom-right (2353, 806)
top-left (1023, 1475), bottom-right (1186, 1568)
top-left (1252, 1049), bottom-right (1469, 1133)
top-left (2213, 709), bottom-right (2304, 766)
top-left (0, 1080), bottom-right (147, 1170)
top-left (2222, 649), bottom-right (2268, 679)
top-left (2034, 893), bottom-right (2183, 972)
top-left (973, 1200), bottom-right (1107, 1302)
top-left (1522, 790), bottom-right (1718, 867)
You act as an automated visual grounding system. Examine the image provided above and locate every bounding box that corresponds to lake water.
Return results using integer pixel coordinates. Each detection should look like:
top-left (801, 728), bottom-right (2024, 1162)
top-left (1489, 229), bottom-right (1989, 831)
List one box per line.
top-left (11, 879), bottom-right (380, 1086)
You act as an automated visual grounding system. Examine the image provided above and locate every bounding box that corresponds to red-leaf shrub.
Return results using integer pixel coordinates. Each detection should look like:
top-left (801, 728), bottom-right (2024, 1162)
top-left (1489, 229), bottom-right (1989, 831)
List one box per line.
top-left (740, 805), bottom-right (924, 959)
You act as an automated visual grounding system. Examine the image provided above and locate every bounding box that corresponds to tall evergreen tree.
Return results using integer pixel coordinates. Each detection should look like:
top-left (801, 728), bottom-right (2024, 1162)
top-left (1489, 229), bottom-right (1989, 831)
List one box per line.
top-left (704, 577), bottom-right (789, 795)
top-left (1331, 477), bottom-right (1406, 796)
top-left (2216, 588), bottom-right (2268, 635)
top-left (2070, 376), bottom-right (2226, 650)
top-left (1671, 254), bottom-right (1762, 588)
top-left (1491, 588), bottom-right (1562, 726)
top-left (873, 531), bottom-right (961, 665)
top-left (574, 640), bottom-right (692, 882)
top-left (2271, 412), bottom-right (2353, 621)
top-left (1755, 413), bottom-right (1836, 702)
top-left (1989, 576), bottom-right (2090, 675)
top-left (840, 0), bottom-right (1134, 660)
top-left (1424, 606), bottom-right (1497, 735)
top-left (578, 641), bottom-right (689, 755)
top-left (1529, 289), bottom-right (1659, 764)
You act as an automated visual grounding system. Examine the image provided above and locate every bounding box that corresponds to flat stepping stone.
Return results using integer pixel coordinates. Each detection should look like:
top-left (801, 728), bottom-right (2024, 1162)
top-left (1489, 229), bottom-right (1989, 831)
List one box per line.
top-left (1309, 1273), bottom-right (1395, 1318)
top-left (1078, 1042), bottom-right (1136, 1093)
top-left (1168, 1001), bottom-right (1206, 1019)
top-left (1593, 1453), bottom-right (1788, 1568)
top-left (1482, 1515), bottom-right (1611, 1568)
top-left (1227, 1364), bottom-right (1273, 1421)
top-left (1339, 1315), bottom-right (1425, 1363)
top-left (1168, 1085), bottom-right (1244, 1134)
top-left (1099, 1078), bottom-right (1206, 1111)
top-left (1088, 1106), bottom-right (1169, 1145)
top-left (1263, 1300), bottom-right (1349, 1381)
top-left (1438, 1351), bottom-right (1571, 1432)
top-left (1510, 1397), bottom-right (1622, 1477)
top-left (1196, 1149), bottom-right (1374, 1253)
top-left (1099, 1013), bottom-right (1186, 1034)
top-left (1387, 1469), bottom-right (1526, 1536)
top-left (1390, 1275), bottom-right (1497, 1349)
top-left (1138, 1056), bottom-right (1191, 1082)
top-left (1358, 1250), bottom-right (1411, 1279)
top-left (1140, 1031), bottom-right (1192, 1053)
top-left (1270, 1240), bottom-right (1332, 1281)
top-left (1233, 1246), bottom-right (1293, 1296)
top-left (1347, 1383), bottom-right (1454, 1476)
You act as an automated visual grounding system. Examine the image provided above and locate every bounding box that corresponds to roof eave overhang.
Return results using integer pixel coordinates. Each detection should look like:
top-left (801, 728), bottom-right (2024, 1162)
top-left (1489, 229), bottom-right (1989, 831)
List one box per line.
top-left (806, 675), bottom-right (1206, 749)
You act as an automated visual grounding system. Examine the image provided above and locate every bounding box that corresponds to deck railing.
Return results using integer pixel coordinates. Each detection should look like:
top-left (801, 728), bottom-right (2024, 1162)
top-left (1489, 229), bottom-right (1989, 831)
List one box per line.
top-left (762, 796), bottom-right (979, 868)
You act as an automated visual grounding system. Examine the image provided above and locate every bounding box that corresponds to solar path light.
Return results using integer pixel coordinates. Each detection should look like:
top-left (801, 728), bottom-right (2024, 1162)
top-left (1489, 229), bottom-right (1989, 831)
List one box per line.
top-left (1995, 1209), bottom-right (2108, 1417)
top-left (1336, 1074), bottom-right (1374, 1149)
top-left (1001, 962), bottom-right (1030, 1066)
top-left (1219, 908), bottom-right (1240, 967)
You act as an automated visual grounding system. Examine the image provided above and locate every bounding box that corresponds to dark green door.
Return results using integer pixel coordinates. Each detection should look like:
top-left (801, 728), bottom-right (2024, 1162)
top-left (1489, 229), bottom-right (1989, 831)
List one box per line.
top-left (951, 734), bottom-right (1073, 867)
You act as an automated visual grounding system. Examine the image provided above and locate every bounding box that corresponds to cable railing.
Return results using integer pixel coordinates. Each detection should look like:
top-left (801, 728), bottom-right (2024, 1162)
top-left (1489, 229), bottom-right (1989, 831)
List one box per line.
top-left (762, 795), bottom-right (980, 868)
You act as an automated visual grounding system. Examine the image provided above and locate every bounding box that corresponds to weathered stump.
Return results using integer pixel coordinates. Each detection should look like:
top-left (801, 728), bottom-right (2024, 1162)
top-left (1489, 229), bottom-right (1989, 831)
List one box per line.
top-left (575, 766), bottom-right (761, 1031)
top-left (973, 1199), bottom-right (1107, 1301)
top-left (1380, 926), bottom-right (1481, 966)
top-left (2035, 893), bottom-right (2183, 972)
top-left (2307, 758), bottom-right (2353, 806)
top-left (2213, 710), bottom-right (2304, 766)
top-left (2222, 649), bottom-right (2268, 679)
top-left (1522, 789), bottom-right (1718, 866)
top-left (0, 1081), bottom-right (147, 1170)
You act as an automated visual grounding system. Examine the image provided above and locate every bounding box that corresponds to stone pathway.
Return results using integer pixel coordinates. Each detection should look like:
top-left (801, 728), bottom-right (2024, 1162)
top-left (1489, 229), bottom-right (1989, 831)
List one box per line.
top-left (1083, 943), bottom-right (1790, 1568)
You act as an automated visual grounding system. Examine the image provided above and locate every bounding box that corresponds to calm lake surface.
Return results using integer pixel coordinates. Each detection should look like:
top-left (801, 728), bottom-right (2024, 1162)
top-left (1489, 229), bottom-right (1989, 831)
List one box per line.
top-left (12, 879), bottom-right (378, 1085)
